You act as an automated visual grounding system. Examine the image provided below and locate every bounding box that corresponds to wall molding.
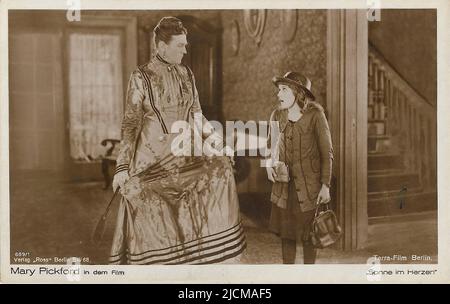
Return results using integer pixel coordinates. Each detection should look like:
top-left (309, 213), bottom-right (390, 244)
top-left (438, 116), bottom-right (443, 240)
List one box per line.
top-left (243, 9), bottom-right (266, 46)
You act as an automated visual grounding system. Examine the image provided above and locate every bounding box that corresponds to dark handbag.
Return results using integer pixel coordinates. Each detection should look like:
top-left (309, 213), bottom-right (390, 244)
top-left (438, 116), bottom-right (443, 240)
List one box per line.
top-left (310, 203), bottom-right (342, 249)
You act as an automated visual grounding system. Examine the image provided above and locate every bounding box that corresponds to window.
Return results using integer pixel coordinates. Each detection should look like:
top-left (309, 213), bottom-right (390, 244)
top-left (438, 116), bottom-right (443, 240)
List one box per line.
top-left (68, 32), bottom-right (123, 161)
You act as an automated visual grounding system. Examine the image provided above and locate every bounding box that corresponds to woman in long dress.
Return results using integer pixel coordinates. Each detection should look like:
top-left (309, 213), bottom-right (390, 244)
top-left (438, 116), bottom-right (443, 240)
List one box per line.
top-left (109, 17), bottom-right (246, 265)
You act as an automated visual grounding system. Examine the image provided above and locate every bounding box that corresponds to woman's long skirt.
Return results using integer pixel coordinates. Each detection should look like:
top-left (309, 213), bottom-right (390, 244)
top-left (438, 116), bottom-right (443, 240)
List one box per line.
top-left (109, 155), bottom-right (246, 265)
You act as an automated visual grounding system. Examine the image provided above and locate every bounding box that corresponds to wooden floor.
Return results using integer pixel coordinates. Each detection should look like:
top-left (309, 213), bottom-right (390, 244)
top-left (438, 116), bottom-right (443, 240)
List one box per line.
top-left (9, 176), bottom-right (437, 265)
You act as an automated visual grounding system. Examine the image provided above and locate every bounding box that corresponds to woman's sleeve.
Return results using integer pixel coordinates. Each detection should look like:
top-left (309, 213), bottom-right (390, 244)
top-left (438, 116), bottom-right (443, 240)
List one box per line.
top-left (187, 67), bottom-right (202, 114)
top-left (115, 70), bottom-right (145, 175)
top-left (315, 111), bottom-right (334, 187)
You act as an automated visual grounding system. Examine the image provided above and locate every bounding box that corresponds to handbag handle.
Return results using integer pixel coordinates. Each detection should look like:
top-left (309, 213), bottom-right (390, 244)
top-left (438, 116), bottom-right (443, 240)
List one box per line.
top-left (314, 202), bottom-right (330, 218)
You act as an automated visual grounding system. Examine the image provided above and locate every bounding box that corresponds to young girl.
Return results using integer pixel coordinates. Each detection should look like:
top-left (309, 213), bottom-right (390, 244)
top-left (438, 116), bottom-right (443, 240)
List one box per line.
top-left (266, 71), bottom-right (334, 264)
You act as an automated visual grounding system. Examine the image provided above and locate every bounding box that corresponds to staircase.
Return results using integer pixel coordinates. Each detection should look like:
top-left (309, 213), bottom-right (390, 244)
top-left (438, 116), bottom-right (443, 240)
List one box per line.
top-left (367, 45), bottom-right (437, 217)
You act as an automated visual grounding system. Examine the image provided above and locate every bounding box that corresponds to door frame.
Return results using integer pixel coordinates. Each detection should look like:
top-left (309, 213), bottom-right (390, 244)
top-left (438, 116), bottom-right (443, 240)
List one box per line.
top-left (327, 9), bottom-right (368, 251)
top-left (176, 15), bottom-right (223, 122)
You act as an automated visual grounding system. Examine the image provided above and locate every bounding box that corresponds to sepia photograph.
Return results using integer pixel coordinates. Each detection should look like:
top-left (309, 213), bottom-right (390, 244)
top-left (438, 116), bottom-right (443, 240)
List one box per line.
top-left (1, 0), bottom-right (448, 284)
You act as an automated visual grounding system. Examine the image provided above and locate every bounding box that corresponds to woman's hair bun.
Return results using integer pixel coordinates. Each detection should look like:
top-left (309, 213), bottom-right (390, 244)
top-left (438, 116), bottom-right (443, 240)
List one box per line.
top-left (154, 16), bottom-right (187, 45)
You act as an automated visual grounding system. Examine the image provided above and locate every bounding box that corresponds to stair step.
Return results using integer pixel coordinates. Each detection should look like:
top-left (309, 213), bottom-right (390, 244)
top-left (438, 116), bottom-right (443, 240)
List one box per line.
top-left (368, 172), bottom-right (420, 193)
top-left (368, 186), bottom-right (422, 200)
top-left (368, 136), bottom-right (392, 153)
top-left (368, 121), bottom-right (386, 136)
top-left (368, 150), bottom-right (392, 155)
top-left (368, 154), bottom-right (404, 171)
top-left (368, 168), bottom-right (403, 175)
top-left (368, 135), bottom-right (390, 140)
top-left (368, 191), bottom-right (437, 217)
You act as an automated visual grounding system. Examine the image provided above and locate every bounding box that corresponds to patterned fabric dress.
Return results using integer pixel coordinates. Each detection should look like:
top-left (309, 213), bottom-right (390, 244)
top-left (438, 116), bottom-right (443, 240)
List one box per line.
top-left (109, 55), bottom-right (246, 265)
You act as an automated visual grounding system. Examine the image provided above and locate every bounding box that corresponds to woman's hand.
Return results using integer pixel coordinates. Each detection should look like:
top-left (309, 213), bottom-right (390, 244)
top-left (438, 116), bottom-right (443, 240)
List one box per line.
top-left (316, 184), bottom-right (331, 205)
top-left (222, 145), bottom-right (235, 166)
top-left (266, 167), bottom-right (277, 183)
top-left (112, 171), bottom-right (130, 192)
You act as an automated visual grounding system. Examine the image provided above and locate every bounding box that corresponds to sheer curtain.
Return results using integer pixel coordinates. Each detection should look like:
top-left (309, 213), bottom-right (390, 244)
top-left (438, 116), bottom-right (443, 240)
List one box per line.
top-left (68, 33), bottom-right (123, 161)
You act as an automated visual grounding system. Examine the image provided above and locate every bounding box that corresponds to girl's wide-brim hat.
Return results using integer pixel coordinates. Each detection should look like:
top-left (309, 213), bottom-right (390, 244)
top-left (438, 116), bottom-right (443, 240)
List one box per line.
top-left (272, 71), bottom-right (316, 101)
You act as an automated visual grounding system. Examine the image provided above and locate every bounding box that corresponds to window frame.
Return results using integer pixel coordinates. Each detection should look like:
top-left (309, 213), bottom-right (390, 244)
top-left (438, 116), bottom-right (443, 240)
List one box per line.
top-left (62, 15), bottom-right (137, 179)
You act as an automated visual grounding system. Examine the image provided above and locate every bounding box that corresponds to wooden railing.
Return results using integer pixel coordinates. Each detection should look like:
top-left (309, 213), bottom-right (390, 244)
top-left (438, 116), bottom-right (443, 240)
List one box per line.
top-left (368, 44), bottom-right (436, 192)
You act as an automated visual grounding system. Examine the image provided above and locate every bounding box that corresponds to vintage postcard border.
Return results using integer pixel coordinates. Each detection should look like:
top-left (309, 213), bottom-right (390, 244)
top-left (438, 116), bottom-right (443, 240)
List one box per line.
top-left (1, 0), bottom-right (449, 283)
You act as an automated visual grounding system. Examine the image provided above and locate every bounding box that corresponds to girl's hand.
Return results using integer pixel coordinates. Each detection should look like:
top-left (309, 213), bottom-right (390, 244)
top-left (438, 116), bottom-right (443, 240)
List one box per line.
top-left (266, 167), bottom-right (277, 183)
top-left (316, 184), bottom-right (331, 205)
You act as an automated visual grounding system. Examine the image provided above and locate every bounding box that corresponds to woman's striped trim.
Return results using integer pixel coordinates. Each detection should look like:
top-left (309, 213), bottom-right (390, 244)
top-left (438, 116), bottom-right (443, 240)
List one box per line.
top-left (183, 65), bottom-right (196, 121)
top-left (110, 220), bottom-right (242, 258)
top-left (138, 158), bottom-right (207, 183)
top-left (112, 225), bottom-right (243, 264)
top-left (109, 221), bottom-right (246, 265)
top-left (112, 232), bottom-right (246, 265)
top-left (114, 164), bottom-right (129, 175)
top-left (114, 168), bottom-right (128, 175)
top-left (136, 228), bottom-right (244, 265)
top-left (192, 244), bottom-right (247, 265)
top-left (165, 232), bottom-right (246, 265)
top-left (109, 237), bottom-right (246, 265)
top-left (137, 66), bottom-right (168, 134)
